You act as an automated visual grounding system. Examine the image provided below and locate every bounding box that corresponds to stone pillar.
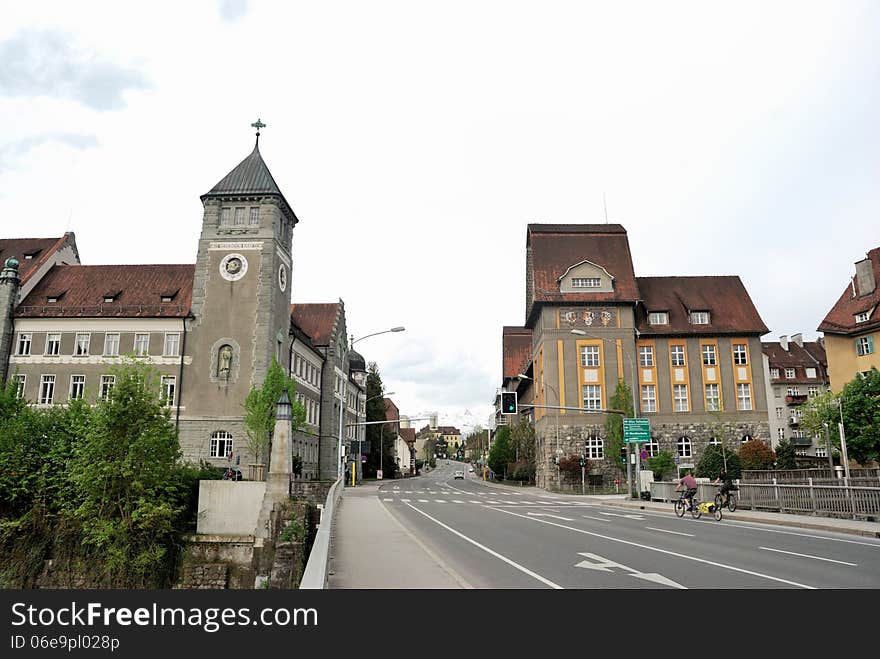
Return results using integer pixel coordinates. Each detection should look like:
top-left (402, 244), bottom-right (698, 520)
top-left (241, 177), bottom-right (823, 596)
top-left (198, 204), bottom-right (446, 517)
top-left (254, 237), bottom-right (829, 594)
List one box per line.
top-left (0, 258), bottom-right (21, 384)
top-left (256, 390), bottom-right (293, 539)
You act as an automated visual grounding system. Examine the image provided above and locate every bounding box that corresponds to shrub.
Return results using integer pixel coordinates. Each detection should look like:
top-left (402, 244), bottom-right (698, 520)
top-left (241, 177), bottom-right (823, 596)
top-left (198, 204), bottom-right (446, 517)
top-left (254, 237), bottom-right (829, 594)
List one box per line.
top-left (739, 440), bottom-right (776, 471)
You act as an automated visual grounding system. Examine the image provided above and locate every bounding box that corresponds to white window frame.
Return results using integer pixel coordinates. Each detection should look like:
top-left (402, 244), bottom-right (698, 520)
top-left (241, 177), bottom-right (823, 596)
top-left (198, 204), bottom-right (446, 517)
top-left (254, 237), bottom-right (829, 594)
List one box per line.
top-left (133, 333), bottom-right (150, 356)
top-left (580, 345), bottom-right (600, 367)
top-left (104, 332), bottom-right (120, 357)
top-left (12, 374), bottom-right (26, 399)
top-left (702, 344), bottom-right (716, 366)
top-left (161, 375), bottom-right (176, 407)
top-left (210, 431), bottom-right (234, 459)
top-left (855, 311), bottom-right (870, 323)
top-left (69, 374), bottom-right (85, 400)
top-left (677, 436), bottom-right (692, 458)
top-left (856, 337), bottom-right (872, 356)
top-left (45, 333), bottom-right (61, 356)
top-left (74, 332), bottom-right (90, 356)
top-left (805, 367), bottom-right (817, 379)
top-left (645, 438), bottom-right (659, 457)
top-left (785, 368), bottom-right (795, 379)
top-left (582, 384), bottom-right (602, 411)
top-left (39, 374), bottom-right (55, 405)
top-left (815, 445), bottom-right (827, 458)
top-left (733, 344), bottom-right (749, 365)
top-left (648, 312), bottom-right (668, 325)
top-left (16, 333), bottom-right (31, 356)
top-left (572, 277), bottom-right (600, 288)
top-left (705, 383), bottom-right (720, 411)
top-left (584, 436), bottom-right (604, 460)
top-left (100, 375), bottom-right (115, 401)
top-left (639, 346), bottom-right (654, 367)
top-left (164, 333), bottom-right (180, 357)
top-left (808, 386), bottom-right (819, 397)
top-left (674, 384), bottom-right (689, 412)
top-left (776, 407), bottom-right (783, 419)
top-left (778, 428), bottom-right (785, 440)
top-left (690, 311), bottom-right (710, 325)
top-left (737, 383), bottom-right (752, 411)
top-left (640, 385), bottom-right (656, 413)
top-left (670, 345), bottom-right (686, 367)
top-left (770, 368), bottom-right (779, 379)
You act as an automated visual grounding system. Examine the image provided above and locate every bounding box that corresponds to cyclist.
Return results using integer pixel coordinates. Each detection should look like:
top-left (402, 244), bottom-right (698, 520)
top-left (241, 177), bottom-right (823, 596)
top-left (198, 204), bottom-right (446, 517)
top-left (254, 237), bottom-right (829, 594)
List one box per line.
top-left (713, 469), bottom-right (734, 506)
top-left (675, 470), bottom-right (698, 511)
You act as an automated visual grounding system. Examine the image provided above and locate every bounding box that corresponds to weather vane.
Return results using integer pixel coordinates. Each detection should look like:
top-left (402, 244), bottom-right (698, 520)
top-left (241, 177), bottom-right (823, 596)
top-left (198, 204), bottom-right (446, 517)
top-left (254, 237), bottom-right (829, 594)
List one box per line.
top-left (251, 118), bottom-right (266, 141)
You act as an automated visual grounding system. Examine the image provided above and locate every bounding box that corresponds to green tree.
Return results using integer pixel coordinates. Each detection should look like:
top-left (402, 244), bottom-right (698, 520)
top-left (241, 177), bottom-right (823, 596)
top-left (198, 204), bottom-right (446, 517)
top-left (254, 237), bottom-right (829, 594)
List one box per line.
top-left (740, 440), bottom-right (776, 471)
top-left (243, 358), bottom-right (305, 467)
top-left (488, 426), bottom-right (513, 477)
top-left (603, 379), bottom-right (633, 475)
top-left (509, 417), bottom-right (536, 476)
top-left (774, 438), bottom-right (798, 470)
top-left (836, 368), bottom-right (880, 465)
top-left (695, 444), bottom-right (742, 480)
top-left (647, 450), bottom-right (676, 481)
top-left (364, 363), bottom-right (397, 478)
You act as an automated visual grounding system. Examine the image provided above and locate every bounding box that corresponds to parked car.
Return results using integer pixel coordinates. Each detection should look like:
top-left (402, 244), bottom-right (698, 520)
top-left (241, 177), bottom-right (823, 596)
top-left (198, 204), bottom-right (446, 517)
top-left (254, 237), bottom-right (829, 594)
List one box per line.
top-left (453, 470), bottom-right (465, 480)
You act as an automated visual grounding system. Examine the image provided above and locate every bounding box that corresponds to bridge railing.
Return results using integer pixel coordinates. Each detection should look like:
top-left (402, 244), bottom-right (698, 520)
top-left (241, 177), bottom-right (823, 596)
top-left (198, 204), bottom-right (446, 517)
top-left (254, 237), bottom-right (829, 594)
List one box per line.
top-left (299, 477), bottom-right (343, 589)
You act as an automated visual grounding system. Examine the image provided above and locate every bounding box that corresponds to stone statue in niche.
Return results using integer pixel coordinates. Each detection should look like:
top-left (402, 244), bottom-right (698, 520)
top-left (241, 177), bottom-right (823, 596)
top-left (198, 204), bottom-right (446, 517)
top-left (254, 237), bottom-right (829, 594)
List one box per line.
top-left (218, 345), bottom-right (233, 377)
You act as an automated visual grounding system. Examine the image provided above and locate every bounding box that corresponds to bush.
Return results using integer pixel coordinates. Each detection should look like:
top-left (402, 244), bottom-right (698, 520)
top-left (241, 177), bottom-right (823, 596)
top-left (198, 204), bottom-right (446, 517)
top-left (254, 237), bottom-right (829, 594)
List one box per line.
top-left (695, 445), bottom-right (742, 480)
top-left (508, 459), bottom-right (535, 483)
top-left (739, 440), bottom-right (776, 471)
top-left (647, 450), bottom-right (676, 481)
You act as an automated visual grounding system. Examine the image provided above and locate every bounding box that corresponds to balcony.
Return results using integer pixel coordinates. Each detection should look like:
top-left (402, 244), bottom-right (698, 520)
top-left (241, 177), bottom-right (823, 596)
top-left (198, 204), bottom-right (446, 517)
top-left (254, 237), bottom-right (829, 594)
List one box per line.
top-left (785, 394), bottom-right (807, 404)
top-left (788, 416), bottom-right (800, 427)
top-left (791, 436), bottom-right (812, 447)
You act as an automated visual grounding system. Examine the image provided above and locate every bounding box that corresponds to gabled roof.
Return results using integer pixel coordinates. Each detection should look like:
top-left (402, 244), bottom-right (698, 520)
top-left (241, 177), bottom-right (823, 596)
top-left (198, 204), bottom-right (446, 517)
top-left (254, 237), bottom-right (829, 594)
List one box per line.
top-left (0, 234), bottom-right (78, 285)
top-left (502, 326), bottom-right (532, 382)
top-left (527, 224), bottom-right (639, 323)
top-left (202, 140), bottom-right (298, 224)
top-left (290, 303), bottom-right (341, 347)
top-left (818, 247), bottom-right (880, 335)
top-left (399, 427), bottom-right (416, 444)
top-left (761, 340), bottom-right (828, 384)
top-left (16, 264), bottom-right (194, 318)
top-left (635, 276), bottom-right (768, 335)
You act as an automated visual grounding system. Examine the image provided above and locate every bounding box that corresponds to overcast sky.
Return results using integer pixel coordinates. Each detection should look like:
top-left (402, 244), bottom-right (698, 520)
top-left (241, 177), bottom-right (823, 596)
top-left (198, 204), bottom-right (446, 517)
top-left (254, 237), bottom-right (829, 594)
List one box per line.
top-left (2, 1), bottom-right (879, 436)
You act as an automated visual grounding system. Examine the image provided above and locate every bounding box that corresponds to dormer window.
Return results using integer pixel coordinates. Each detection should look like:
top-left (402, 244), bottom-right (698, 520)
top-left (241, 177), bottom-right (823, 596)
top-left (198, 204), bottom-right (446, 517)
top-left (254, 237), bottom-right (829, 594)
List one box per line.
top-left (46, 291), bottom-right (65, 303)
top-left (648, 311), bottom-right (668, 325)
top-left (689, 311), bottom-right (710, 325)
top-left (572, 277), bottom-right (601, 288)
top-left (24, 250), bottom-right (41, 260)
top-left (103, 291), bottom-right (120, 303)
top-left (855, 311), bottom-right (870, 323)
top-left (160, 289), bottom-right (179, 303)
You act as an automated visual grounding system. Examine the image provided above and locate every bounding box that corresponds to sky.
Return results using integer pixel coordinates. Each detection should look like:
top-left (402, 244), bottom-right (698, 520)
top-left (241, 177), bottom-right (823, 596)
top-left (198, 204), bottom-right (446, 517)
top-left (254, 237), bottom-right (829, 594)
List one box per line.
top-left (1, 1), bottom-right (879, 437)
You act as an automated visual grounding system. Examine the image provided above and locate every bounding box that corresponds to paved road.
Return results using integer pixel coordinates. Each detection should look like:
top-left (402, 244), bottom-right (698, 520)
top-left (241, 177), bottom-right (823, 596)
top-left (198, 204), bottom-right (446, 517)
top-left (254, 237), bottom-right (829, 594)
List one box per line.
top-left (377, 461), bottom-right (880, 589)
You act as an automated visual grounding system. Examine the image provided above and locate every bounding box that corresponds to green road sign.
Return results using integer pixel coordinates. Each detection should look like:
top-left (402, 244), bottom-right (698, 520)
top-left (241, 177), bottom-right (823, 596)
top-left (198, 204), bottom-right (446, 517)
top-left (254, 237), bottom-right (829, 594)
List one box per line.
top-left (623, 417), bottom-right (651, 443)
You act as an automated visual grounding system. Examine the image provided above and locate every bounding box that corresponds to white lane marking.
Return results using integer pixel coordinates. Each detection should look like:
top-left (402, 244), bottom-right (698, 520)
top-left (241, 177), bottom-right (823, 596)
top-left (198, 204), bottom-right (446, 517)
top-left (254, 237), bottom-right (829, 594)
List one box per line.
top-left (600, 511), bottom-right (646, 520)
top-left (503, 500), bottom-right (518, 504)
top-left (402, 502), bottom-right (563, 589)
top-left (575, 552), bottom-right (686, 589)
top-left (418, 499), bottom-right (428, 503)
top-left (453, 500), bottom-right (465, 504)
top-left (582, 515), bottom-right (609, 522)
top-left (383, 498), bottom-right (393, 502)
top-left (469, 500), bottom-right (482, 504)
top-left (646, 527), bottom-right (694, 537)
top-left (401, 499), bottom-right (411, 503)
top-left (527, 512), bottom-right (575, 521)
top-left (486, 507), bottom-right (816, 589)
top-left (434, 499), bottom-right (447, 503)
top-left (758, 547), bottom-right (858, 566)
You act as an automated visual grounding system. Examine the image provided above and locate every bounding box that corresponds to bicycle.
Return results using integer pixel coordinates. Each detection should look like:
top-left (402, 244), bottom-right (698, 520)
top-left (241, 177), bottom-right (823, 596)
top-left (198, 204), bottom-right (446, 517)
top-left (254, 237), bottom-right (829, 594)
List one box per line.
top-left (713, 485), bottom-right (738, 512)
top-left (674, 490), bottom-right (722, 521)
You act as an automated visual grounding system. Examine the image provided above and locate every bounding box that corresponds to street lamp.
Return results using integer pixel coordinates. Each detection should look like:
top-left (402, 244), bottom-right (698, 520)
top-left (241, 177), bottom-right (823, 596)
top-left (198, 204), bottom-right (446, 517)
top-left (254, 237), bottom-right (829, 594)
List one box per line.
top-left (518, 373), bottom-right (562, 490)
top-left (570, 329), bottom-right (641, 497)
top-left (338, 327), bottom-right (405, 482)
top-left (369, 391), bottom-right (395, 483)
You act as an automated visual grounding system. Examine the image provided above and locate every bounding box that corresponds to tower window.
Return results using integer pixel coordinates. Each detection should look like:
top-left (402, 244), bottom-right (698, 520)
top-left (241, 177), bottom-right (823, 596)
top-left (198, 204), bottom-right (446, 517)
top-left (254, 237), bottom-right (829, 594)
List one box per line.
top-left (221, 208), bottom-right (231, 226)
top-left (249, 207), bottom-right (260, 225)
top-left (234, 207), bottom-right (245, 226)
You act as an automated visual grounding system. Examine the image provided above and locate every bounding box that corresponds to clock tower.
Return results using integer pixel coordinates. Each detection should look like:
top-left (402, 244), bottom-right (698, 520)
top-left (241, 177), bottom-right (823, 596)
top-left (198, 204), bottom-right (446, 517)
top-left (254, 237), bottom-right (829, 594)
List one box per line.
top-left (179, 125), bottom-right (299, 466)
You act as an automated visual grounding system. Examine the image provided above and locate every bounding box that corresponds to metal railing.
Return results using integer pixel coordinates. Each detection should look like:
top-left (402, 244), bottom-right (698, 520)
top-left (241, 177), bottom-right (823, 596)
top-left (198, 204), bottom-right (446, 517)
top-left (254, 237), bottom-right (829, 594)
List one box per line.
top-left (650, 480), bottom-right (880, 521)
top-left (299, 477), bottom-right (343, 589)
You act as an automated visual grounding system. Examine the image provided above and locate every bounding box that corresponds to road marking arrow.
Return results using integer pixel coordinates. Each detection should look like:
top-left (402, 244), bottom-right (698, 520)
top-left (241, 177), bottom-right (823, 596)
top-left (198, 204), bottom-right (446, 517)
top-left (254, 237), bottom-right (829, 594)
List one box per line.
top-left (575, 552), bottom-right (686, 589)
top-left (599, 511), bottom-right (645, 520)
top-left (630, 572), bottom-right (687, 589)
top-left (527, 512), bottom-right (575, 521)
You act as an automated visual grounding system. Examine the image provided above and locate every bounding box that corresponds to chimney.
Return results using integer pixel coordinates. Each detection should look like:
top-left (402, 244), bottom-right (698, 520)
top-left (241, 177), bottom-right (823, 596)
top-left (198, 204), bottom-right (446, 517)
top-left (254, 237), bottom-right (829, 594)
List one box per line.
top-left (855, 256), bottom-right (876, 296)
top-left (818, 336), bottom-right (825, 349)
top-left (791, 333), bottom-right (803, 347)
top-left (779, 335), bottom-right (788, 351)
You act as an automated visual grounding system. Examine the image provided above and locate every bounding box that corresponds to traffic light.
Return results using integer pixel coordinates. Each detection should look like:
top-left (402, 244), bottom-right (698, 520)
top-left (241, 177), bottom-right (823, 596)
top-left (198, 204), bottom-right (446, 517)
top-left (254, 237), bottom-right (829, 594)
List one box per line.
top-left (501, 391), bottom-right (517, 415)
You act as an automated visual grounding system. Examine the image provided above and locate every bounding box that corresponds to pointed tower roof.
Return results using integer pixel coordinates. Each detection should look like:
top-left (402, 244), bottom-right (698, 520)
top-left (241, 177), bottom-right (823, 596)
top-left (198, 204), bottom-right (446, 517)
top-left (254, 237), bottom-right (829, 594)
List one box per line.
top-left (201, 137), bottom-right (298, 224)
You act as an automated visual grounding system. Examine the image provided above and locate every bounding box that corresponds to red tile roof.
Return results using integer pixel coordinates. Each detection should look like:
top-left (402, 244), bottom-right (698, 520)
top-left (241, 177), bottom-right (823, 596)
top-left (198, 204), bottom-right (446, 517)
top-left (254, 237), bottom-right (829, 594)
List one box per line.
top-left (635, 276), bottom-right (768, 335)
top-left (290, 303), bottom-right (341, 346)
top-left (502, 326), bottom-right (532, 381)
top-left (0, 234), bottom-right (77, 284)
top-left (761, 340), bottom-right (828, 384)
top-left (383, 398), bottom-right (400, 426)
top-left (399, 427), bottom-right (416, 444)
top-left (527, 224), bottom-right (640, 322)
top-left (818, 247), bottom-right (880, 335)
top-left (15, 264), bottom-right (194, 318)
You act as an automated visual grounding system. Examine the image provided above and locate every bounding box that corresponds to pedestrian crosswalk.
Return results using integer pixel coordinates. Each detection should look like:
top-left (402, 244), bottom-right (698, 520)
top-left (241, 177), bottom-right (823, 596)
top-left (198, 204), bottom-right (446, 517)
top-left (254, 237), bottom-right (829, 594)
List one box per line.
top-left (378, 489), bottom-right (600, 508)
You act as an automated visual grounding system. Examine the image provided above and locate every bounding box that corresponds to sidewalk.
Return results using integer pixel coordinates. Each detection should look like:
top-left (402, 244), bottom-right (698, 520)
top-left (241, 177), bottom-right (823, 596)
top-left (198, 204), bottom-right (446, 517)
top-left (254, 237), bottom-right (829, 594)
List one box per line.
top-left (326, 483), bottom-right (469, 588)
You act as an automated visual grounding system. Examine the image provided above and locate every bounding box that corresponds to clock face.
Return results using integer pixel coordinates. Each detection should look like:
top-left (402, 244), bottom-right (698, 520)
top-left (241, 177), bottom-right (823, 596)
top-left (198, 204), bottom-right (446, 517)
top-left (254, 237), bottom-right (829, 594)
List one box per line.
top-left (278, 264), bottom-right (287, 291)
top-left (219, 253), bottom-right (248, 281)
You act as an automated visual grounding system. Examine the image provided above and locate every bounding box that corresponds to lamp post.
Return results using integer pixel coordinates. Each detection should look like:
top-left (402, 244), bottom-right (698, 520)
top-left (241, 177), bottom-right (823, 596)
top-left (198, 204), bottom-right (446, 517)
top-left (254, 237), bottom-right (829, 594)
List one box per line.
top-left (338, 327), bottom-right (405, 482)
top-left (359, 391), bottom-right (394, 484)
top-left (518, 373), bottom-right (561, 490)
top-left (571, 329), bottom-right (641, 497)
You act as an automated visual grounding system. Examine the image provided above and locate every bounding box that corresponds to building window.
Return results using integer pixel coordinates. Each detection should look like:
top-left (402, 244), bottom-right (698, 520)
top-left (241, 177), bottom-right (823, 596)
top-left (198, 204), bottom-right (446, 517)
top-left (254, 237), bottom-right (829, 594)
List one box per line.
top-left (733, 344), bottom-right (749, 365)
top-left (808, 386), bottom-right (819, 397)
top-left (161, 376), bottom-right (176, 407)
top-left (584, 436), bottom-right (604, 459)
top-left (638, 345), bottom-right (654, 367)
top-left (674, 384), bottom-right (689, 412)
top-left (39, 375), bottom-right (55, 405)
top-left (805, 367), bottom-right (816, 379)
top-left (210, 431), bottom-right (234, 459)
top-left (778, 428), bottom-right (785, 440)
top-left (705, 383), bottom-right (721, 411)
top-left (572, 277), bottom-right (600, 288)
top-left (580, 345), bottom-right (600, 367)
top-left (785, 368), bottom-right (795, 379)
top-left (770, 368), bottom-right (779, 379)
top-left (708, 436), bottom-right (720, 446)
top-left (12, 374), bottom-right (26, 399)
top-left (856, 336), bottom-right (875, 356)
top-left (45, 333), bottom-right (61, 356)
top-left (99, 333), bottom-right (118, 357)
top-left (582, 385), bottom-right (602, 411)
top-left (234, 207), bottom-right (245, 226)
top-left (689, 311), bottom-right (710, 325)
top-left (648, 312), bottom-right (668, 325)
top-left (677, 436), bottom-right (692, 458)
top-left (702, 344), bottom-right (717, 366)
top-left (670, 345), bottom-right (686, 367)
top-left (134, 333), bottom-right (150, 356)
top-left (645, 438), bottom-right (659, 457)
top-left (816, 445), bottom-right (827, 458)
top-left (737, 383), bottom-right (752, 410)
top-left (855, 311), bottom-right (870, 323)
top-left (249, 207), bottom-right (260, 225)
top-left (74, 333), bottom-right (90, 356)
top-left (787, 386), bottom-right (799, 396)
top-left (641, 385), bottom-right (656, 413)
top-left (16, 333), bottom-right (31, 356)
top-left (69, 375), bottom-right (85, 400)
top-left (164, 333), bottom-right (180, 357)
top-left (776, 407), bottom-right (783, 419)
top-left (221, 208), bottom-right (231, 226)
top-left (100, 375), bottom-right (115, 400)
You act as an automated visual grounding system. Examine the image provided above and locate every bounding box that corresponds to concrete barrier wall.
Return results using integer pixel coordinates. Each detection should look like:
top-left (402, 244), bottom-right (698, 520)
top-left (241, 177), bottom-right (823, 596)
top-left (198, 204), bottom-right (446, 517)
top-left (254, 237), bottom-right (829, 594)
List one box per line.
top-left (197, 481), bottom-right (267, 535)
